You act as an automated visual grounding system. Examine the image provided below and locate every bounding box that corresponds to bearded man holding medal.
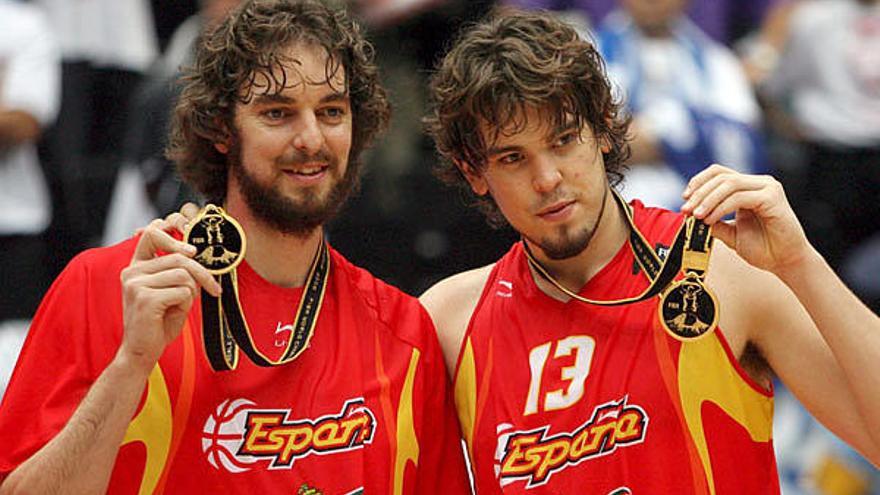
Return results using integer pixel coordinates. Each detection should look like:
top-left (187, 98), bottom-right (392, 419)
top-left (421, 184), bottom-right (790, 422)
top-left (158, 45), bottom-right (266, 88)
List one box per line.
top-left (0, 1), bottom-right (469, 493)
top-left (420, 9), bottom-right (880, 493)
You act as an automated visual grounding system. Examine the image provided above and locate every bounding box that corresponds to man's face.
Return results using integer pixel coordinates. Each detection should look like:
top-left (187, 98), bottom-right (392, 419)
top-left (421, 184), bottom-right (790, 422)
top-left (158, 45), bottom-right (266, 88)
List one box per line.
top-left (621, 0), bottom-right (688, 34)
top-left (463, 107), bottom-right (610, 260)
top-left (224, 42), bottom-right (354, 236)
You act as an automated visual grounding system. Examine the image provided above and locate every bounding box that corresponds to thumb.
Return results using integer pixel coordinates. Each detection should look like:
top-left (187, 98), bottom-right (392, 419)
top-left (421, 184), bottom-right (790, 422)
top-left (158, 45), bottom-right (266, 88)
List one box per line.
top-left (711, 221), bottom-right (736, 250)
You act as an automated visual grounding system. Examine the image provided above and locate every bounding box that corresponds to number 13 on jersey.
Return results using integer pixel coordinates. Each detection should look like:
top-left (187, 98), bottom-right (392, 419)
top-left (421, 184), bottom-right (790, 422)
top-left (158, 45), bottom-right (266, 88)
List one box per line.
top-left (524, 335), bottom-right (596, 416)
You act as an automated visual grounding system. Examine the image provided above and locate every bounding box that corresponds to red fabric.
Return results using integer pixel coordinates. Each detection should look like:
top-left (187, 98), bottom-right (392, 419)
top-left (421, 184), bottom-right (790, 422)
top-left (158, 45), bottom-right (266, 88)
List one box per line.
top-left (0, 238), bottom-right (469, 494)
top-left (459, 201), bottom-right (778, 494)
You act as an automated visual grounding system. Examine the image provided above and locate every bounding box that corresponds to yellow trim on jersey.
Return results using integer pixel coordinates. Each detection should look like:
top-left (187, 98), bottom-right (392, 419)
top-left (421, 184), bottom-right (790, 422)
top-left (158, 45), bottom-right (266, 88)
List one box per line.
top-left (122, 364), bottom-right (172, 495)
top-left (678, 336), bottom-right (773, 494)
top-left (394, 349), bottom-right (421, 495)
top-left (454, 338), bottom-right (477, 463)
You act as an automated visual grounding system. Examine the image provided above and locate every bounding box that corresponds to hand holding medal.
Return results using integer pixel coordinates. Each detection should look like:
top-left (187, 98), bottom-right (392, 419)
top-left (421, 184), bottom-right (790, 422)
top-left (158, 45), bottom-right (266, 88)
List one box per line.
top-left (681, 164), bottom-right (812, 277)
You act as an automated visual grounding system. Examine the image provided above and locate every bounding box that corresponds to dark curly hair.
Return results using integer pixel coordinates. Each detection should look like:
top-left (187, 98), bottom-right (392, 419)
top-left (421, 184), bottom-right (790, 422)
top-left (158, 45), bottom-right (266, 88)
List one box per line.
top-left (167, 0), bottom-right (390, 202)
top-left (425, 8), bottom-right (630, 226)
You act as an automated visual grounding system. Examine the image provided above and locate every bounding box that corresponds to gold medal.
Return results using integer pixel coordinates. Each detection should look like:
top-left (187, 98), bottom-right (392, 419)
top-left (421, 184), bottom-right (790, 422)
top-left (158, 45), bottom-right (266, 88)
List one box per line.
top-left (184, 204), bottom-right (247, 275)
top-left (658, 275), bottom-right (718, 341)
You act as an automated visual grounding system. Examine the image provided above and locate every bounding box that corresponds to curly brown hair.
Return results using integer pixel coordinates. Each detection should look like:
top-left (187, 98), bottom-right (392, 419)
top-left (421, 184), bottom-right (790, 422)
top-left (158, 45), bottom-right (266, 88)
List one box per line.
top-left (425, 8), bottom-right (630, 226)
top-left (167, 0), bottom-right (390, 202)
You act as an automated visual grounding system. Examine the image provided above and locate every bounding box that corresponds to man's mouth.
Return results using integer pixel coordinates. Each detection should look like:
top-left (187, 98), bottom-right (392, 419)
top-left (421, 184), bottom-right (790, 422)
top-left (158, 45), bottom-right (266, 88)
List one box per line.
top-left (537, 200), bottom-right (575, 219)
top-left (283, 163), bottom-right (329, 177)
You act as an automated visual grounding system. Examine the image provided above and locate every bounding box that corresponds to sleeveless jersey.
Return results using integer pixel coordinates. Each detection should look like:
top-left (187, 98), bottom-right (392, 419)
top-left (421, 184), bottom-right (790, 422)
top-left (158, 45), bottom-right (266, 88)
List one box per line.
top-left (454, 200), bottom-right (778, 494)
top-left (0, 238), bottom-right (469, 494)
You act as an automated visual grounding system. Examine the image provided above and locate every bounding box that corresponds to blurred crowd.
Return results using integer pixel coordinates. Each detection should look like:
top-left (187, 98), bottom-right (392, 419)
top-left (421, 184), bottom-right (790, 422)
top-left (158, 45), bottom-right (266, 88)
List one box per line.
top-left (0, 0), bottom-right (878, 492)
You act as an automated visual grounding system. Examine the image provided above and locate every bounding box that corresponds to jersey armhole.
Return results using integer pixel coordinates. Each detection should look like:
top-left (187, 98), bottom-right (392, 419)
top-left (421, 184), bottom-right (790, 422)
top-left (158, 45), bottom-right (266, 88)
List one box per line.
top-left (715, 326), bottom-right (774, 397)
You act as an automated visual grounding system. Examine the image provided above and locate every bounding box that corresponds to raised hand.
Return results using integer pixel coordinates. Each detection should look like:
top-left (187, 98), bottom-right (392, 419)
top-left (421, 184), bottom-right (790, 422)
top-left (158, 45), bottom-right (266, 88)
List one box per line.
top-left (119, 219), bottom-right (221, 373)
top-left (134, 202), bottom-right (201, 237)
top-left (681, 164), bottom-right (812, 275)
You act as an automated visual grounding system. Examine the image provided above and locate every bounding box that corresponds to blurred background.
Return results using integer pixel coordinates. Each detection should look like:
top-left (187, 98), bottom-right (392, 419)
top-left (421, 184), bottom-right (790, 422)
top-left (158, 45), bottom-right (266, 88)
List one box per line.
top-left (0, 0), bottom-right (878, 491)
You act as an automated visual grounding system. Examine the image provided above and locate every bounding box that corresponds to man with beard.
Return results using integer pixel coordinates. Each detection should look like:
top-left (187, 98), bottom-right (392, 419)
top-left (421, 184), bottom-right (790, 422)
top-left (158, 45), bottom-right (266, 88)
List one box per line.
top-left (0, 1), bottom-right (468, 493)
top-left (420, 9), bottom-right (880, 493)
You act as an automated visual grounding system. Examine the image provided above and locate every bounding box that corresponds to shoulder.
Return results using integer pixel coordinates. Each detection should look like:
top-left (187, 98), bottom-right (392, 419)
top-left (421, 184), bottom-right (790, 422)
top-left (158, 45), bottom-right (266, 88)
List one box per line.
top-left (61, 237), bottom-right (139, 282)
top-left (420, 263), bottom-right (495, 375)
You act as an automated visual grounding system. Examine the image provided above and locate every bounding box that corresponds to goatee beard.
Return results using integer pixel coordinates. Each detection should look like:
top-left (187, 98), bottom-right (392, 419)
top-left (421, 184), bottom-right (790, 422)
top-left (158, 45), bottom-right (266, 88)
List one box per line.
top-left (527, 226), bottom-right (595, 260)
top-left (229, 144), bottom-right (359, 237)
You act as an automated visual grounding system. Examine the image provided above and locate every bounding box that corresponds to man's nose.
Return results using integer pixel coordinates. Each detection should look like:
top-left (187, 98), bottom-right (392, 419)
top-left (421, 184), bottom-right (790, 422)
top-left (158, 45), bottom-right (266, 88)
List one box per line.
top-left (292, 113), bottom-right (324, 155)
top-left (531, 153), bottom-right (563, 193)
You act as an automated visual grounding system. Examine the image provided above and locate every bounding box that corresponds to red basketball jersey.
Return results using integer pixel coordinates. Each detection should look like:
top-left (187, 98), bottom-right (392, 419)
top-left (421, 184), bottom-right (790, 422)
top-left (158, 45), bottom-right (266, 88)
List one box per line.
top-left (0, 238), bottom-right (469, 494)
top-left (454, 201), bottom-right (778, 494)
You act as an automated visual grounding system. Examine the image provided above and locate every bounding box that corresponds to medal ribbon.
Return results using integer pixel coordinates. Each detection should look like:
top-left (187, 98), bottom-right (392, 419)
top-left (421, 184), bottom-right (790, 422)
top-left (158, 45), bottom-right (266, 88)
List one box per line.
top-left (523, 190), bottom-right (712, 305)
top-left (201, 241), bottom-right (330, 371)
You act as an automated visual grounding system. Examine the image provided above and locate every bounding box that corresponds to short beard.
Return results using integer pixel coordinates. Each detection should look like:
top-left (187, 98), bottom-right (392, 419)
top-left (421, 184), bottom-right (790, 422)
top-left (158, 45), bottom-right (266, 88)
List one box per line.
top-left (525, 185), bottom-right (609, 260)
top-left (527, 226), bottom-right (595, 260)
top-left (229, 142), bottom-right (359, 237)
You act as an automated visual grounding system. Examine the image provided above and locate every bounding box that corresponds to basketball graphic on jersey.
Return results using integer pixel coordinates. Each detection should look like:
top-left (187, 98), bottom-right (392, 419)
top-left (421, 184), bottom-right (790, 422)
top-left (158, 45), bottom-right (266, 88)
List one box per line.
top-left (201, 398), bottom-right (259, 473)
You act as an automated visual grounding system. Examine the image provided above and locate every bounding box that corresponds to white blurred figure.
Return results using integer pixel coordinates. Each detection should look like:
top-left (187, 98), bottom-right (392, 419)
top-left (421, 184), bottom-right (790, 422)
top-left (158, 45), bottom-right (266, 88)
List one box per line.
top-left (596, 0), bottom-right (765, 209)
top-left (0, 0), bottom-right (61, 400)
top-left (0, 0), bottom-right (60, 367)
top-left (33, 0), bottom-right (157, 73)
top-left (758, 0), bottom-right (880, 272)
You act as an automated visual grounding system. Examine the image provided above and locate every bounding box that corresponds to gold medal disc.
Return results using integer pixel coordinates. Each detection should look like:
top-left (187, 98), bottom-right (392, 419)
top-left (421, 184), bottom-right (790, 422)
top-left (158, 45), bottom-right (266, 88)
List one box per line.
top-left (184, 205), bottom-right (247, 275)
top-left (658, 276), bottom-right (718, 341)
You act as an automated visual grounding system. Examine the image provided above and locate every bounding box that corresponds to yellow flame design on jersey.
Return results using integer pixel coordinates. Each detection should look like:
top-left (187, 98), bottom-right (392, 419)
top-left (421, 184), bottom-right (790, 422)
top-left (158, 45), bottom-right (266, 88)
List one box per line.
top-left (394, 349), bottom-right (421, 495)
top-left (121, 364), bottom-right (172, 495)
top-left (678, 335), bottom-right (773, 494)
top-left (454, 338), bottom-right (477, 463)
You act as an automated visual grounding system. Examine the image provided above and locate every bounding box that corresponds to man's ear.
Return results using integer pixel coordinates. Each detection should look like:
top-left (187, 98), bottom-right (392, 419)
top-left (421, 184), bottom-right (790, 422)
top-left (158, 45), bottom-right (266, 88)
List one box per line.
top-left (457, 159), bottom-right (489, 196)
top-left (213, 120), bottom-right (232, 154)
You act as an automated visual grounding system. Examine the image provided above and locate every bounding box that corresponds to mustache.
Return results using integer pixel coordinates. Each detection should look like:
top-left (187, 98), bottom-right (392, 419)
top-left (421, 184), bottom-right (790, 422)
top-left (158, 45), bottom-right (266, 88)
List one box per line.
top-left (275, 148), bottom-right (336, 167)
top-left (533, 190), bottom-right (573, 212)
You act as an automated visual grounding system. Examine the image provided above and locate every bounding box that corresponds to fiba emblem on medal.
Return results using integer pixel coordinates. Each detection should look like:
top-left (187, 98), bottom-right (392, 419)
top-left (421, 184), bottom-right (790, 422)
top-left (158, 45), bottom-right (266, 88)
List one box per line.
top-left (184, 205), bottom-right (247, 275)
top-left (659, 277), bottom-right (718, 341)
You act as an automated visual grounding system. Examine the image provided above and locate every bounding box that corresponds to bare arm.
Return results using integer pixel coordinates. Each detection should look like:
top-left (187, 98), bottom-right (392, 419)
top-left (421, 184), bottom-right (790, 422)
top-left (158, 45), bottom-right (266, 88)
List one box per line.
top-left (682, 164), bottom-right (880, 465)
top-left (0, 221), bottom-right (221, 494)
top-left (419, 265), bottom-right (493, 378)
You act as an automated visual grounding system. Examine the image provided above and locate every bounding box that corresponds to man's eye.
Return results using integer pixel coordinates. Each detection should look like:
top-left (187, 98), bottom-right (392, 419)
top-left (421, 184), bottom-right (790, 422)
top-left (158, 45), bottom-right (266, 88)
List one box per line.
top-left (499, 153), bottom-right (523, 165)
top-left (555, 132), bottom-right (577, 147)
top-left (320, 107), bottom-right (346, 119)
top-left (264, 109), bottom-right (288, 120)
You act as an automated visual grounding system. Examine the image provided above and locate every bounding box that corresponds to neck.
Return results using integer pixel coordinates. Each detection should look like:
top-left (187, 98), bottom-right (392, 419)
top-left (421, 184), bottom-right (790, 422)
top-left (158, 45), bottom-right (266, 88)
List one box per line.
top-left (225, 196), bottom-right (324, 289)
top-left (526, 187), bottom-right (629, 301)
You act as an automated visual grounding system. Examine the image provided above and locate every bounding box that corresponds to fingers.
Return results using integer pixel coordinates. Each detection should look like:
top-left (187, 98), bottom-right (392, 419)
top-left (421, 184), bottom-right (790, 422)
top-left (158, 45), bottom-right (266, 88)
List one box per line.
top-left (126, 252), bottom-right (222, 297)
top-left (165, 212), bottom-right (191, 235)
top-left (133, 202), bottom-right (203, 237)
top-left (180, 202), bottom-right (201, 219)
top-left (134, 220), bottom-right (196, 261)
top-left (129, 221), bottom-right (222, 297)
top-left (710, 220), bottom-right (736, 249)
top-left (682, 163), bottom-right (732, 200)
top-left (126, 268), bottom-right (201, 302)
top-left (164, 202), bottom-right (201, 235)
top-left (681, 165), bottom-right (775, 223)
